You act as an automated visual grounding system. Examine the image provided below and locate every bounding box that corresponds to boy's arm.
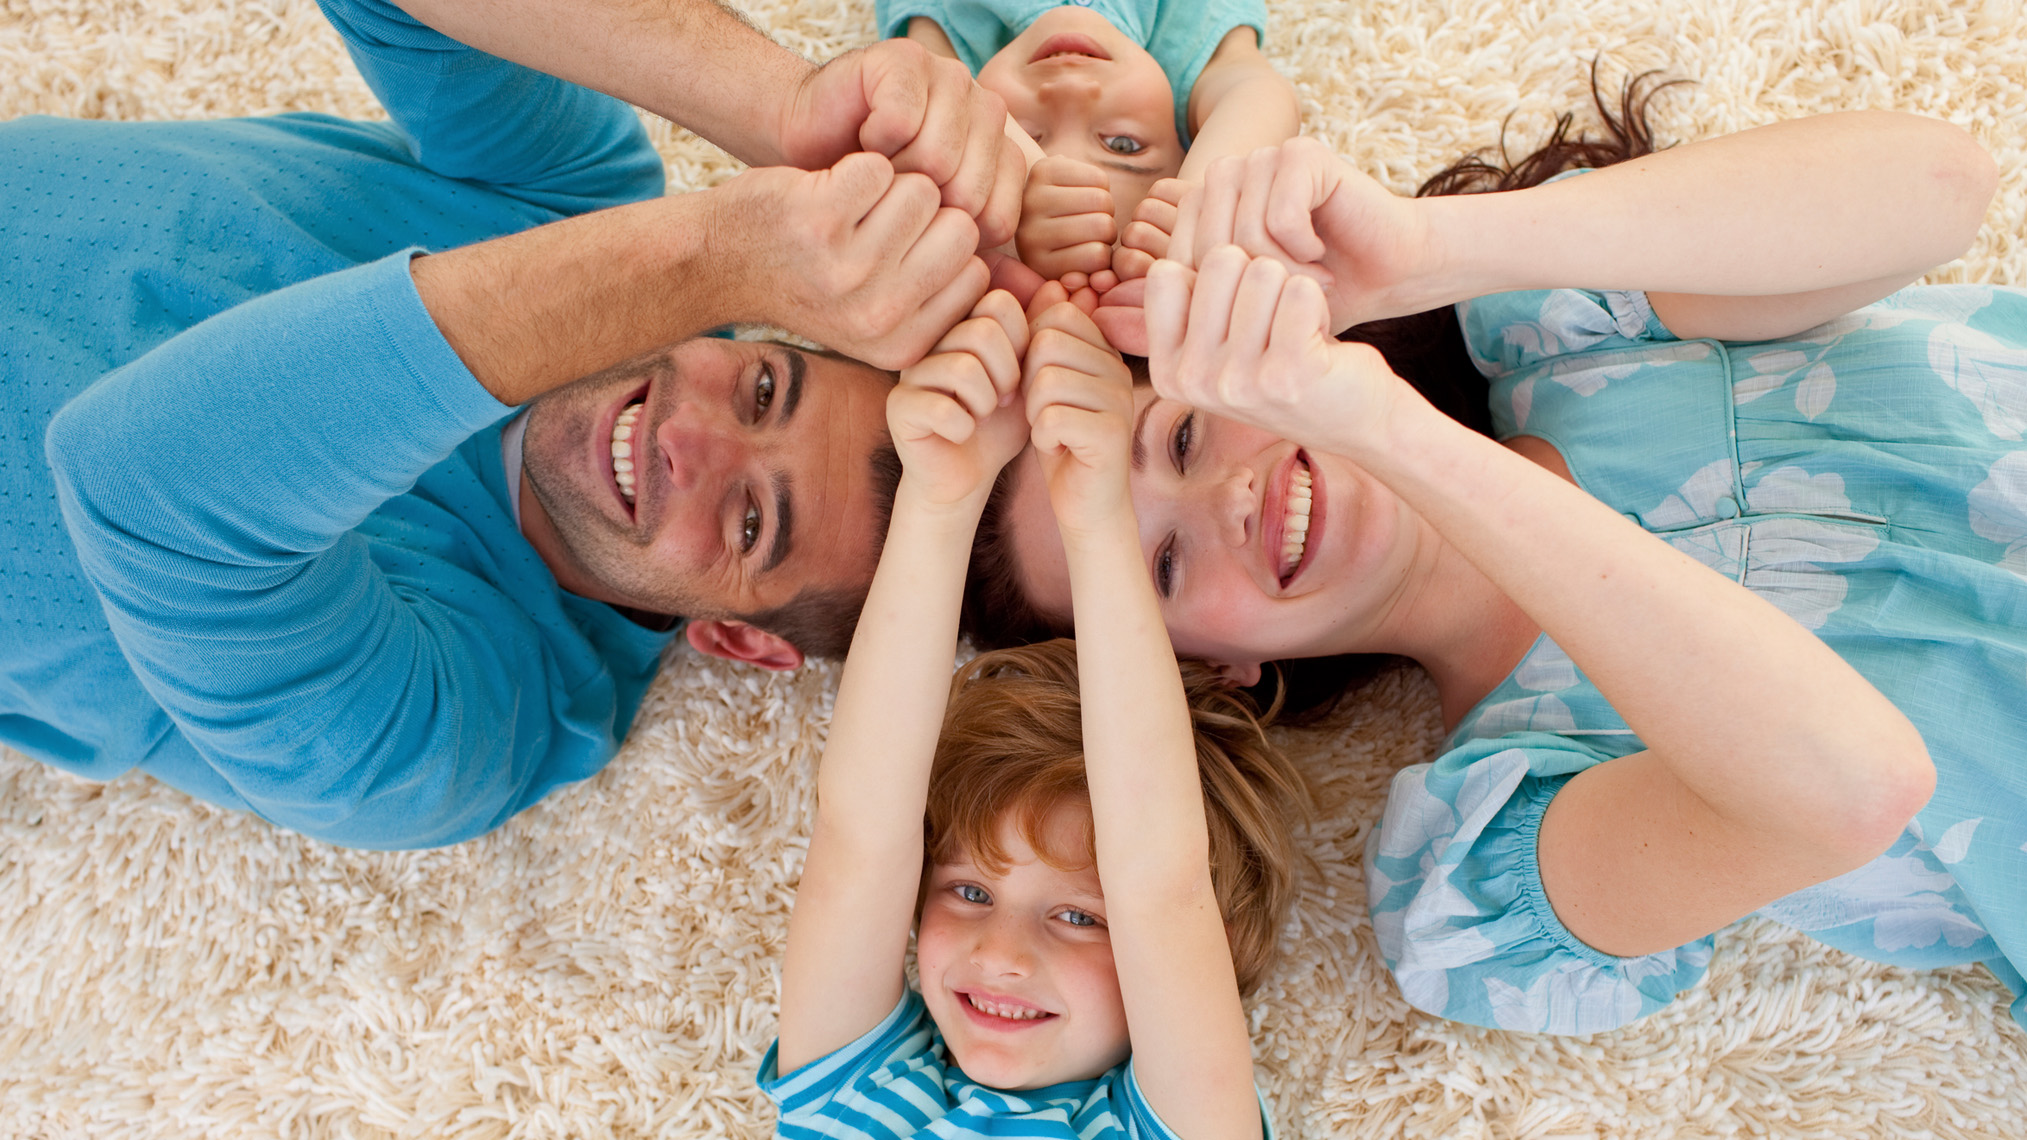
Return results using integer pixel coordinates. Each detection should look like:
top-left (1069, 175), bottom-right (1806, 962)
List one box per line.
top-left (1177, 30), bottom-right (1300, 183)
top-left (776, 293), bottom-right (1032, 1073)
top-left (1022, 300), bottom-right (1262, 1139)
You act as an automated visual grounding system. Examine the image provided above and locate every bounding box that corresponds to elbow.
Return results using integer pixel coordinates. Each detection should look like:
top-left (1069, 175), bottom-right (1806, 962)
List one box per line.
top-left (1828, 726), bottom-right (1935, 867)
top-left (1912, 116), bottom-right (2000, 263)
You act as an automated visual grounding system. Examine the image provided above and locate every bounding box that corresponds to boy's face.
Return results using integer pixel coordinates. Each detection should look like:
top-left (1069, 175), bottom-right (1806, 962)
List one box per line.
top-left (978, 7), bottom-right (1184, 232)
top-left (915, 803), bottom-right (1131, 1090)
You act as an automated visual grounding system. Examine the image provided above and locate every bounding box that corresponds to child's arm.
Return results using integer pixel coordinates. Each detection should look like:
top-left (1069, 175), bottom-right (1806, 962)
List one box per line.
top-left (1176, 29), bottom-right (1301, 184)
top-left (1167, 114), bottom-right (1995, 341)
top-left (1022, 299), bottom-right (1262, 1139)
top-left (776, 290), bottom-right (1032, 1073)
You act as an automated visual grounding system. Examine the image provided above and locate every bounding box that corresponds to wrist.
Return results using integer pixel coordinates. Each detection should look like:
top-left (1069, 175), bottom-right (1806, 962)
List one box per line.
top-left (893, 473), bottom-right (994, 528)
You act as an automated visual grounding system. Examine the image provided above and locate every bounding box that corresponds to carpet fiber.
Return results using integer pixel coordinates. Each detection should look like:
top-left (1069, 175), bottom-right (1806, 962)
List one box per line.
top-left (3, 0), bottom-right (2025, 1136)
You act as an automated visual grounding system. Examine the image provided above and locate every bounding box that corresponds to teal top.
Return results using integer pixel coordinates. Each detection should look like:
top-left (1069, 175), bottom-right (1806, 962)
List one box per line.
top-left (2, 0), bottom-right (674, 847)
top-left (760, 990), bottom-right (1275, 1138)
top-left (874, 0), bottom-right (1267, 144)
top-left (1366, 282), bottom-right (2027, 1033)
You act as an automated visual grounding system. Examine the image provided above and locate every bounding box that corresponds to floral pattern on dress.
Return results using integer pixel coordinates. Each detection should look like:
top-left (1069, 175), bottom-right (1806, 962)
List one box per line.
top-left (1372, 283), bottom-right (2027, 1034)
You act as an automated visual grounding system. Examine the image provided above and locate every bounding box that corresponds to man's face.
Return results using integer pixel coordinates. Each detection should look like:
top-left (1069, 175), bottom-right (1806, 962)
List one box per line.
top-left (518, 338), bottom-right (893, 626)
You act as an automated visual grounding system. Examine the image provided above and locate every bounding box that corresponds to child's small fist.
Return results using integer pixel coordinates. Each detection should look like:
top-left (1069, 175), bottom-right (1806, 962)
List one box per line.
top-left (1016, 156), bottom-right (1119, 283)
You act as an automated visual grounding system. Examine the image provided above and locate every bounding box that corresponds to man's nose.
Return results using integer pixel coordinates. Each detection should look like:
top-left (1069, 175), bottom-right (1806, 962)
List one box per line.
top-left (655, 400), bottom-right (743, 495)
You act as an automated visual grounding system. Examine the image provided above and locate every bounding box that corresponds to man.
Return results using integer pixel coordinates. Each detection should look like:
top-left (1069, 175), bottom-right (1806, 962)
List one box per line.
top-left (2, 0), bottom-right (1020, 848)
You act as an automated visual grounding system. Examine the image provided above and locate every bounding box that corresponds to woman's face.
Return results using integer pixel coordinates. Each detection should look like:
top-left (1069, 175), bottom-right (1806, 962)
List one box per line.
top-left (1001, 388), bottom-right (1426, 681)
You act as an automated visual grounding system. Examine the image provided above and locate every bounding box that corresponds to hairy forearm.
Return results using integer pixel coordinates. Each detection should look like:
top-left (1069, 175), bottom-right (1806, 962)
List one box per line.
top-left (410, 194), bottom-right (733, 406)
top-left (1408, 111), bottom-right (1996, 313)
top-left (391, 0), bottom-right (809, 166)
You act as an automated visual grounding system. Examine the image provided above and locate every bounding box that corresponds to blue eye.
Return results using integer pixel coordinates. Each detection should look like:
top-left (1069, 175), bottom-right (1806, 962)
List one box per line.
top-left (1057, 908), bottom-right (1099, 928)
top-left (1102, 135), bottom-right (1144, 156)
top-left (955, 884), bottom-right (990, 904)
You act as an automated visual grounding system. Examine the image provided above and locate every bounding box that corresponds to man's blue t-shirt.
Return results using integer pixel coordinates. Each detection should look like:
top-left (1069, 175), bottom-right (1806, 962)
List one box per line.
top-left (1, 0), bottom-right (674, 848)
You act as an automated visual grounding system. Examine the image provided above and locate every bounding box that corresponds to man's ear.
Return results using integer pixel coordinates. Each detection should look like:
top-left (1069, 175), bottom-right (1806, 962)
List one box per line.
top-left (684, 619), bottom-right (805, 672)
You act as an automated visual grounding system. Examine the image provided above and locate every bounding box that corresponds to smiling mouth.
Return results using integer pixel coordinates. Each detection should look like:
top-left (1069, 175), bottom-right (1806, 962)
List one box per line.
top-left (1279, 458), bottom-right (1314, 582)
top-left (963, 992), bottom-right (1055, 1025)
top-left (611, 400), bottom-right (643, 504)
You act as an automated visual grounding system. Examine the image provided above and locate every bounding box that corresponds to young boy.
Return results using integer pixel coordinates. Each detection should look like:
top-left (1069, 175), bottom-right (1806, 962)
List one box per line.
top-left (761, 285), bottom-right (1307, 1136)
top-left (878, 1), bottom-right (1300, 286)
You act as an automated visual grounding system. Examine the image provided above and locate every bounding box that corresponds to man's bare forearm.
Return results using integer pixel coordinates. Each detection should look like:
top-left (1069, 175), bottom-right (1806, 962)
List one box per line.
top-left (410, 193), bottom-right (729, 406)
top-left (391, 0), bottom-right (808, 167)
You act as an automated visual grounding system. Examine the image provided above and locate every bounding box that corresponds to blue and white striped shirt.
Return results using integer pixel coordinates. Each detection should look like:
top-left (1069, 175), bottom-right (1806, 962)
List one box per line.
top-left (761, 991), bottom-right (1266, 1138)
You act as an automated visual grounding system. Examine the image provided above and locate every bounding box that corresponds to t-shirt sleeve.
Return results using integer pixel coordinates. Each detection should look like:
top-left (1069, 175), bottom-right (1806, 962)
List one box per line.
top-left (760, 990), bottom-right (946, 1136)
top-left (315, 0), bottom-right (662, 212)
top-left (1146, 0), bottom-right (1269, 145)
top-left (873, 0), bottom-right (1006, 75)
top-left (1365, 734), bottom-right (1715, 1034)
top-left (45, 254), bottom-right (546, 848)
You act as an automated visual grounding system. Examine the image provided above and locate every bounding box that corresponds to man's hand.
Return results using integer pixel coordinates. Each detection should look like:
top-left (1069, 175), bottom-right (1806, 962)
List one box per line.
top-left (780, 38), bottom-right (1024, 249)
top-left (1170, 139), bottom-right (1434, 332)
top-left (1144, 247), bottom-right (1403, 459)
top-left (711, 152), bottom-right (990, 370)
top-left (1016, 156), bottom-right (1119, 284)
top-left (888, 290), bottom-right (1032, 507)
top-left (1022, 287), bottom-right (1136, 541)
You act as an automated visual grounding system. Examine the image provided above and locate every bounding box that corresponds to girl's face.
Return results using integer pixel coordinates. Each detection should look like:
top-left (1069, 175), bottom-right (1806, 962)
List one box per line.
top-left (915, 804), bottom-right (1129, 1090)
top-left (1002, 389), bottom-right (1425, 681)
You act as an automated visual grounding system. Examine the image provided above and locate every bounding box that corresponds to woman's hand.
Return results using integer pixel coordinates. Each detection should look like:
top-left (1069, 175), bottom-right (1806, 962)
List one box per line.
top-left (1022, 287), bottom-right (1137, 542)
top-left (887, 289), bottom-right (1032, 508)
top-left (1170, 138), bottom-right (1436, 333)
top-left (1144, 247), bottom-right (1405, 458)
top-left (1015, 155), bottom-right (1119, 283)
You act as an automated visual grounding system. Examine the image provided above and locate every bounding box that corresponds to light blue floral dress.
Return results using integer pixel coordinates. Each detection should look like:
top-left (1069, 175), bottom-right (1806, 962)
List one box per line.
top-left (1365, 281), bottom-right (2027, 1034)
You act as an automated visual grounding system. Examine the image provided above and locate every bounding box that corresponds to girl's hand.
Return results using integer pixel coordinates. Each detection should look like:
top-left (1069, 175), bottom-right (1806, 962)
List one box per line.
top-left (1016, 155), bottom-right (1119, 283)
top-left (1087, 177), bottom-right (1188, 354)
top-left (1144, 247), bottom-right (1405, 458)
top-left (1022, 288), bottom-right (1136, 541)
top-left (1111, 177), bottom-right (1188, 282)
top-left (887, 289), bottom-right (1033, 507)
top-left (1170, 138), bottom-right (1434, 333)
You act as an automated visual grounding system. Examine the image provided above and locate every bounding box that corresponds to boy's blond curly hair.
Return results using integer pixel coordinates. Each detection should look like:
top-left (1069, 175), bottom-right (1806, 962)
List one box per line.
top-left (923, 638), bottom-right (1311, 995)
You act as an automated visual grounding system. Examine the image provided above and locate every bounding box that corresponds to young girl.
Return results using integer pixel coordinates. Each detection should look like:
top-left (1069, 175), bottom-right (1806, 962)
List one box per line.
top-left (875, 0), bottom-right (1299, 289)
top-left (761, 287), bottom-right (1308, 1135)
top-left (961, 93), bottom-right (2027, 1035)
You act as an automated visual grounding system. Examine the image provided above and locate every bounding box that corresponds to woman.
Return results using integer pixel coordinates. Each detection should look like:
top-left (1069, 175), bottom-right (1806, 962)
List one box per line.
top-left (964, 86), bottom-right (2027, 1034)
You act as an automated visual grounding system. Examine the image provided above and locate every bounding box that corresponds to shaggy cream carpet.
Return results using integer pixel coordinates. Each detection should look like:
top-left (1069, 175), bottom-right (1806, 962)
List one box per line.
top-left (4, 0), bottom-right (2026, 1136)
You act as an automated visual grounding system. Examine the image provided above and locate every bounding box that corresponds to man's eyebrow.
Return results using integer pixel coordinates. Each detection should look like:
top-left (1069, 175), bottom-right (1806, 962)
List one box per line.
top-left (779, 350), bottom-right (806, 423)
top-left (1098, 158), bottom-right (1161, 177)
top-left (763, 472), bottom-right (794, 573)
top-left (1131, 398), bottom-right (1156, 470)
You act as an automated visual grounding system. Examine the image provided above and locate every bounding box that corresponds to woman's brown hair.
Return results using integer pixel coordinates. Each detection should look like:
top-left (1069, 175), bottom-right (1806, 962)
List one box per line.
top-left (962, 65), bottom-right (1686, 720)
top-left (923, 639), bottom-right (1312, 996)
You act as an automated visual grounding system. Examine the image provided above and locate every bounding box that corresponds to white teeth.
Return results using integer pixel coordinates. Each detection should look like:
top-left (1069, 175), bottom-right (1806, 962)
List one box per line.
top-left (612, 402), bottom-right (643, 503)
top-left (1280, 465), bottom-right (1313, 579)
top-left (966, 994), bottom-right (1046, 1021)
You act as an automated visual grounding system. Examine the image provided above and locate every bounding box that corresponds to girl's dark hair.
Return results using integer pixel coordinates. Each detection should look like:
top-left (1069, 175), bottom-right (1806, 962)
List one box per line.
top-left (964, 64), bottom-right (1686, 718)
